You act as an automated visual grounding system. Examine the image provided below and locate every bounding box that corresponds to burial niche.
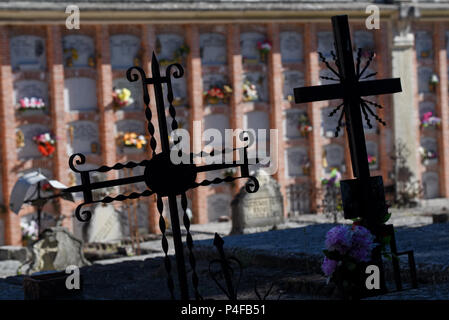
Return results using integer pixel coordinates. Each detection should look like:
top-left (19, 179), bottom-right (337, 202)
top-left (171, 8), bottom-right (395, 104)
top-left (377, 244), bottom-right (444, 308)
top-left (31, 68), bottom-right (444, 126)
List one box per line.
top-left (67, 121), bottom-right (100, 155)
top-left (17, 124), bottom-right (52, 159)
top-left (323, 144), bottom-right (345, 173)
top-left (280, 31), bottom-right (303, 63)
top-left (14, 80), bottom-right (49, 114)
top-left (64, 77), bottom-right (97, 111)
top-left (283, 70), bottom-right (304, 102)
top-left (286, 147), bottom-right (309, 177)
top-left (10, 35), bottom-right (46, 71)
top-left (113, 77), bottom-right (143, 110)
top-left (115, 119), bottom-right (147, 154)
top-left (366, 140), bottom-right (379, 170)
top-left (62, 35), bottom-right (95, 68)
top-left (415, 31), bottom-right (433, 60)
top-left (110, 34), bottom-right (141, 70)
top-left (422, 171), bottom-right (439, 199)
top-left (199, 32), bottom-right (227, 65)
top-left (240, 32), bottom-right (266, 63)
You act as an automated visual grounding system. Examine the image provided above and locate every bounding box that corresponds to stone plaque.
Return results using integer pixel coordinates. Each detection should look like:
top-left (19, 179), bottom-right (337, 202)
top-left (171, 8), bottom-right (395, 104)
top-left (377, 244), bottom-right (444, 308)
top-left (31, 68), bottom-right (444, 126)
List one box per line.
top-left (22, 227), bottom-right (90, 274)
top-left (200, 32), bottom-right (226, 65)
top-left (324, 144), bottom-right (344, 172)
top-left (244, 111), bottom-right (270, 142)
top-left (156, 34), bottom-right (184, 61)
top-left (280, 31), bottom-right (303, 63)
top-left (353, 31), bottom-right (374, 52)
top-left (422, 172), bottom-right (439, 199)
top-left (203, 114), bottom-right (230, 148)
top-left (14, 80), bottom-right (49, 111)
top-left (284, 109), bottom-right (305, 139)
top-left (18, 124), bottom-right (51, 159)
top-left (62, 35), bottom-right (95, 68)
top-left (286, 147), bottom-right (308, 177)
top-left (243, 72), bottom-right (268, 102)
top-left (317, 31), bottom-right (334, 59)
top-left (415, 31), bottom-right (433, 60)
top-left (113, 77), bottom-right (143, 109)
top-left (321, 106), bottom-right (342, 137)
top-left (283, 70), bottom-right (304, 100)
top-left (207, 193), bottom-right (232, 222)
top-left (110, 34), bottom-right (141, 70)
top-left (231, 169), bottom-right (284, 234)
top-left (366, 140), bottom-right (379, 170)
top-left (418, 67), bottom-right (433, 93)
top-left (64, 77), bottom-right (97, 111)
top-left (67, 121), bottom-right (100, 155)
top-left (87, 204), bottom-right (123, 243)
top-left (10, 35), bottom-right (46, 71)
top-left (240, 32), bottom-right (265, 61)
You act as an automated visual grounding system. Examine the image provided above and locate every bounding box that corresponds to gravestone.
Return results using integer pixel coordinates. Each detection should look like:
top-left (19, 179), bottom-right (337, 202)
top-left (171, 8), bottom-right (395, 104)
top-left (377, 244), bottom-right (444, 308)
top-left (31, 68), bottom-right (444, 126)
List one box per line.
top-left (422, 171), bottom-right (439, 199)
top-left (200, 33), bottom-right (227, 65)
top-left (87, 204), bottom-right (123, 243)
top-left (418, 67), bottom-right (433, 93)
top-left (284, 109), bottom-right (304, 139)
top-left (207, 193), bottom-right (232, 222)
top-left (280, 31), bottom-right (303, 63)
top-left (283, 70), bottom-right (304, 100)
top-left (240, 32), bottom-right (265, 62)
top-left (20, 227), bottom-right (90, 275)
top-left (231, 169), bottom-right (284, 234)
top-left (286, 147), bottom-right (308, 177)
top-left (317, 31), bottom-right (334, 59)
top-left (10, 35), bottom-right (46, 71)
top-left (323, 144), bottom-right (345, 173)
top-left (67, 121), bottom-right (100, 155)
top-left (62, 35), bottom-right (95, 68)
top-left (415, 31), bottom-right (433, 60)
top-left (64, 77), bottom-right (97, 111)
top-left (156, 34), bottom-right (184, 61)
top-left (110, 34), bottom-right (140, 70)
top-left (17, 124), bottom-right (51, 159)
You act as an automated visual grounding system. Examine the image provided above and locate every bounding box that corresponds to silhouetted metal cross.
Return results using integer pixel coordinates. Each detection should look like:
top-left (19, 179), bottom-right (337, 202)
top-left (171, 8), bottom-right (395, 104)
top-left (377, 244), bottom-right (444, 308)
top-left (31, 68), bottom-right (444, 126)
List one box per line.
top-left (294, 15), bottom-right (401, 227)
top-left (64, 53), bottom-right (259, 300)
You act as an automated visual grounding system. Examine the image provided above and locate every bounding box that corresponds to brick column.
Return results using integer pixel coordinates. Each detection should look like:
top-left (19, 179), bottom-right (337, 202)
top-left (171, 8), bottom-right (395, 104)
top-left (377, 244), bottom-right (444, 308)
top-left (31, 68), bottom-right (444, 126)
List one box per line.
top-left (95, 26), bottom-right (116, 173)
top-left (142, 24), bottom-right (160, 233)
top-left (186, 25), bottom-right (207, 224)
top-left (47, 26), bottom-right (72, 231)
top-left (304, 23), bottom-right (322, 213)
top-left (227, 25), bottom-right (245, 192)
top-left (267, 23), bottom-right (287, 217)
top-left (0, 27), bottom-right (20, 245)
top-left (435, 23), bottom-right (449, 197)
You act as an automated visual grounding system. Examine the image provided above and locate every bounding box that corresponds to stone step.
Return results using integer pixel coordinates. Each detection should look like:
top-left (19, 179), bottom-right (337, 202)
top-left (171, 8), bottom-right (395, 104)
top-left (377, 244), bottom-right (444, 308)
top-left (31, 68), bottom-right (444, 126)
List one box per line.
top-left (0, 246), bottom-right (30, 263)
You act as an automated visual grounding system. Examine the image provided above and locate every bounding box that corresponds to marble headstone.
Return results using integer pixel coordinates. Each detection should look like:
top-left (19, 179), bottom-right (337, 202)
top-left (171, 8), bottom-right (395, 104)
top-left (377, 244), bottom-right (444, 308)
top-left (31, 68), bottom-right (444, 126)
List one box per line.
top-left (231, 169), bottom-right (284, 234)
top-left (21, 227), bottom-right (90, 275)
top-left (87, 204), bottom-right (123, 243)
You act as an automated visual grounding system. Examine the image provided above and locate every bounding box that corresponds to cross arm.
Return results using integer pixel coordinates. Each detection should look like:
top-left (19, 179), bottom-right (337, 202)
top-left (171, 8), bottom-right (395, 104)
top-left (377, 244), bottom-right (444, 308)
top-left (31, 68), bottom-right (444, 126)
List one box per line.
top-left (357, 78), bottom-right (402, 97)
top-left (294, 83), bottom-right (343, 103)
top-left (64, 174), bottom-right (146, 194)
top-left (195, 159), bottom-right (259, 175)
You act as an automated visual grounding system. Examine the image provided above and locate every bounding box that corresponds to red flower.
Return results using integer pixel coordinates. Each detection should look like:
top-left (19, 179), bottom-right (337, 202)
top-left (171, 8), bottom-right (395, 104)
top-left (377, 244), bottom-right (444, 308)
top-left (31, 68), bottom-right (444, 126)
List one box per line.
top-left (37, 142), bottom-right (55, 157)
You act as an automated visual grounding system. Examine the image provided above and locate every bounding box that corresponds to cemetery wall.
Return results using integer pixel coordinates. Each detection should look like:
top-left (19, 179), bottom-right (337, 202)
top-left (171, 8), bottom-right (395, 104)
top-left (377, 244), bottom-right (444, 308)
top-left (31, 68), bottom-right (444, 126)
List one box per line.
top-left (0, 2), bottom-right (448, 244)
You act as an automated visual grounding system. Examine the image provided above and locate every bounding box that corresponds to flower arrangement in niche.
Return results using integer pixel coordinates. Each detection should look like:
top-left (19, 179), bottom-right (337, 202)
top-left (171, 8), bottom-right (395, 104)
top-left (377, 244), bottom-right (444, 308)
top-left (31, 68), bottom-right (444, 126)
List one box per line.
top-left (297, 113), bottom-right (313, 137)
top-left (257, 40), bottom-right (272, 63)
top-left (33, 132), bottom-right (56, 157)
top-left (302, 161), bottom-right (310, 175)
top-left (429, 74), bottom-right (439, 92)
top-left (17, 97), bottom-right (46, 112)
top-left (321, 168), bottom-right (341, 188)
top-left (420, 111), bottom-right (441, 129)
top-left (203, 84), bottom-right (233, 105)
top-left (64, 48), bottom-right (78, 67)
top-left (117, 132), bottom-right (147, 150)
top-left (419, 146), bottom-right (438, 164)
top-left (88, 55), bottom-right (96, 68)
top-left (112, 88), bottom-right (134, 111)
top-left (21, 219), bottom-right (38, 245)
top-left (322, 224), bottom-right (378, 299)
top-left (367, 154), bottom-right (377, 166)
top-left (242, 80), bottom-right (259, 102)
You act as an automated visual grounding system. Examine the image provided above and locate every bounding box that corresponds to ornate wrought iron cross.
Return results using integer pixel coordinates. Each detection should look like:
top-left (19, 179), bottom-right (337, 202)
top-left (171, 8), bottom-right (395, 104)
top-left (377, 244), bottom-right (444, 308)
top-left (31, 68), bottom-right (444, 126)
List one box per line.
top-left (294, 15), bottom-right (401, 227)
top-left (64, 53), bottom-right (260, 300)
